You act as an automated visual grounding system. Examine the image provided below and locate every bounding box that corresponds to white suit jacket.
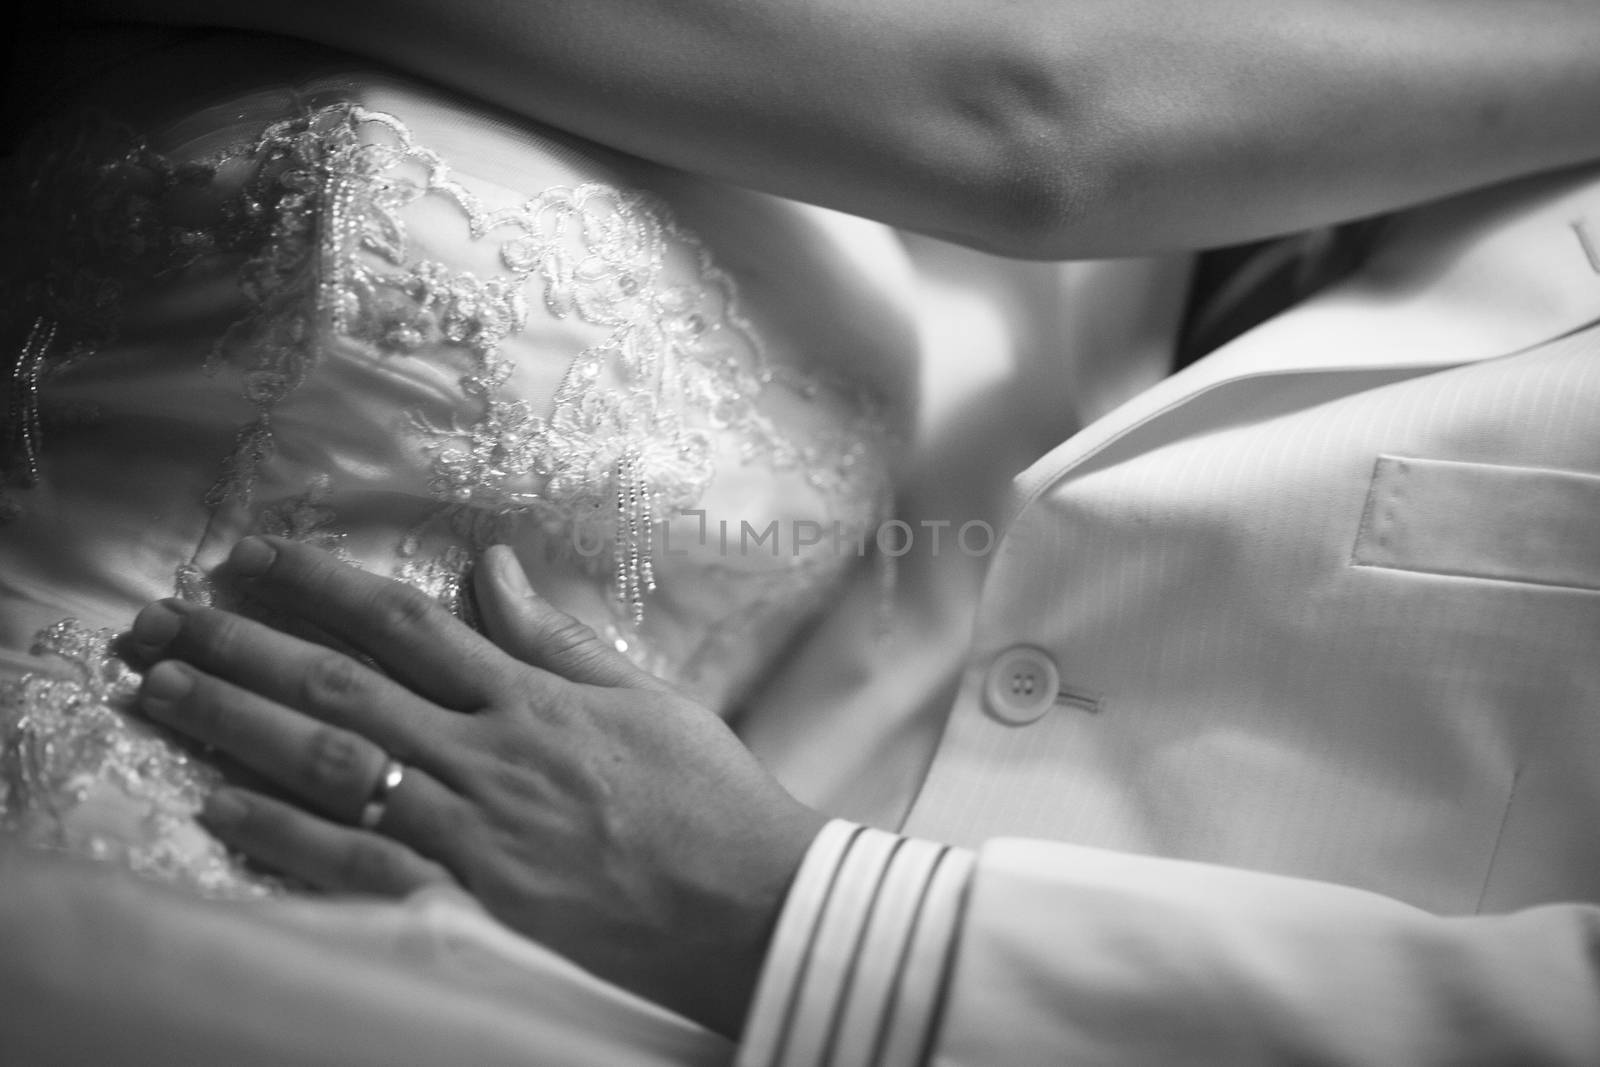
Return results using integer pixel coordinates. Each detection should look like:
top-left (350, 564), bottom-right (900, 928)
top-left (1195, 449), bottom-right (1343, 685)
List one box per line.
top-left (738, 166), bottom-right (1600, 1065)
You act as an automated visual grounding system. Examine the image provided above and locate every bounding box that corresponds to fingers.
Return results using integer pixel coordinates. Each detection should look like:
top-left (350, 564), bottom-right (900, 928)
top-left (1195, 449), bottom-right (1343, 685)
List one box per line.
top-left (140, 660), bottom-right (477, 863)
top-left (142, 660), bottom-right (384, 821)
top-left (129, 598), bottom-right (455, 773)
top-left (474, 544), bottom-right (670, 692)
top-left (223, 537), bottom-right (514, 709)
top-left (200, 788), bottom-right (457, 897)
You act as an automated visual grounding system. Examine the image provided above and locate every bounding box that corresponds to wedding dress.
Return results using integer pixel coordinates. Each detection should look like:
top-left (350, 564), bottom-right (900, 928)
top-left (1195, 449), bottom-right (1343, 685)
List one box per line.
top-left (0, 32), bottom-right (915, 902)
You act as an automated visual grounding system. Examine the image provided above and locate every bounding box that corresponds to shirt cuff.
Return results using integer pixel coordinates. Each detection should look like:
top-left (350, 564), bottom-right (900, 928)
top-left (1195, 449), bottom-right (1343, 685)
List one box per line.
top-left (737, 820), bottom-right (976, 1067)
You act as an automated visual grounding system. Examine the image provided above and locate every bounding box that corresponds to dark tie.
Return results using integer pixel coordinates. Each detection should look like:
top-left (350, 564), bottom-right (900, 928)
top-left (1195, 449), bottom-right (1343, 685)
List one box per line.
top-left (1175, 217), bottom-right (1389, 369)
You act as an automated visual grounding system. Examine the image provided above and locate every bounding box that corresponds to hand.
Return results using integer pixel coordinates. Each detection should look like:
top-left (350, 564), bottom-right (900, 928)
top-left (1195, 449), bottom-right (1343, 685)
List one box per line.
top-left (125, 537), bottom-right (826, 1037)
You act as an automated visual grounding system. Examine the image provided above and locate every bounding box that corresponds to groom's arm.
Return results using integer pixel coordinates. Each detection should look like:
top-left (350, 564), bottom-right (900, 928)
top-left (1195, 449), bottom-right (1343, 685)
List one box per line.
top-left (60, 0), bottom-right (1600, 257)
top-left (743, 821), bottom-right (1600, 1067)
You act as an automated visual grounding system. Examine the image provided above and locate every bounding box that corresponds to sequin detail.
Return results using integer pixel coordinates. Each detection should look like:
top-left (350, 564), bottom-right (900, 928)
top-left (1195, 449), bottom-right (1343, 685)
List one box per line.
top-left (0, 621), bottom-right (277, 897)
top-left (0, 94), bottom-right (896, 893)
top-left (395, 543), bottom-right (476, 622)
top-left (256, 474), bottom-right (349, 558)
top-left (0, 102), bottom-right (889, 622)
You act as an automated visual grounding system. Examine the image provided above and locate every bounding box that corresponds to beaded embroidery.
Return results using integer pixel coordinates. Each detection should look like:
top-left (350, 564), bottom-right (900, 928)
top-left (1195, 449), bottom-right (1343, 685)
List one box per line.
top-left (4, 102), bottom-right (888, 614)
top-left (0, 621), bottom-right (277, 897)
top-left (191, 103), bottom-right (881, 621)
top-left (0, 96), bottom-right (894, 893)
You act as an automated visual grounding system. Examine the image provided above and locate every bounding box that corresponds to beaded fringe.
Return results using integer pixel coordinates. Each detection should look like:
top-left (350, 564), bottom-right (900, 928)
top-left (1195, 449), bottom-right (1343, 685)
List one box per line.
top-left (615, 446), bottom-right (657, 625)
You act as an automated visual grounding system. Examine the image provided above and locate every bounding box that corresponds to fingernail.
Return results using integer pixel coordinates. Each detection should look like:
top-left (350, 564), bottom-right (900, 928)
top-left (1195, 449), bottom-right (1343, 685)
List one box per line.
top-left (139, 660), bottom-right (192, 720)
top-left (130, 602), bottom-right (183, 652)
top-left (489, 545), bottom-right (534, 598)
top-left (200, 789), bottom-right (247, 830)
top-left (230, 537), bottom-right (276, 578)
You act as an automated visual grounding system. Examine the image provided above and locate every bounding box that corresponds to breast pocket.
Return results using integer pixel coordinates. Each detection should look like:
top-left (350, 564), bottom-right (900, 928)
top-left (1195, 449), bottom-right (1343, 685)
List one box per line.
top-left (1353, 454), bottom-right (1600, 591)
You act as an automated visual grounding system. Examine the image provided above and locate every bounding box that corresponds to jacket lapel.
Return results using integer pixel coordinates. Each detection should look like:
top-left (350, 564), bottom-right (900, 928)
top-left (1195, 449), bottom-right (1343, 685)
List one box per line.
top-left (1007, 164), bottom-right (1600, 521)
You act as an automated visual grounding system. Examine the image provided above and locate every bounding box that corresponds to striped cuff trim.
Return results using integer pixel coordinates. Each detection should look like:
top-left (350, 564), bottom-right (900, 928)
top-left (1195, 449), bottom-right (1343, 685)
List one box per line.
top-left (738, 821), bottom-right (975, 1067)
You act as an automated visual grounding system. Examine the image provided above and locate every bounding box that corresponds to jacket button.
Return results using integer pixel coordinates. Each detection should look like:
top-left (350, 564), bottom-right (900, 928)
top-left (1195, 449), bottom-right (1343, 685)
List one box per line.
top-left (984, 646), bottom-right (1060, 725)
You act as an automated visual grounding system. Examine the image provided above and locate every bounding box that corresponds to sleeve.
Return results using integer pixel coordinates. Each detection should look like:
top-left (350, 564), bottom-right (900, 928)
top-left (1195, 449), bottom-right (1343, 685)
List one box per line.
top-left (736, 821), bottom-right (976, 1067)
top-left (738, 821), bottom-right (1600, 1066)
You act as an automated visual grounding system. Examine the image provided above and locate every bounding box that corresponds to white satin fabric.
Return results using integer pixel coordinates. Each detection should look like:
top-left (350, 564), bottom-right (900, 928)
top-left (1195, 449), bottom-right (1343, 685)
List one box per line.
top-left (0, 33), bottom-right (919, 1061)
top-left (0, 39), bottom-right (914, 711)
top-left (0, 842), bottom-right (733, 1065)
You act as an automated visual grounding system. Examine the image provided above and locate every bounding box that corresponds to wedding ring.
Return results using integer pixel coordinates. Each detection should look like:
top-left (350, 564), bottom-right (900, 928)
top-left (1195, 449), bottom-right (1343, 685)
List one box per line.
top-left (358, 757), bottom-right (406, 830)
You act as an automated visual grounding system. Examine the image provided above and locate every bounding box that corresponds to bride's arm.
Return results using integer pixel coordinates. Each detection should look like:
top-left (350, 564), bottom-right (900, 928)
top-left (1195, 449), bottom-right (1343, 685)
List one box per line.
top-left (59, 0), bottom-right (1600, 257)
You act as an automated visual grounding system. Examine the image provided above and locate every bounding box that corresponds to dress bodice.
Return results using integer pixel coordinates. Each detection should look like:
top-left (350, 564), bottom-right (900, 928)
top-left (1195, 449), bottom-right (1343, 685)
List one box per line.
top-left (0, 36), bottom-right (916, 894)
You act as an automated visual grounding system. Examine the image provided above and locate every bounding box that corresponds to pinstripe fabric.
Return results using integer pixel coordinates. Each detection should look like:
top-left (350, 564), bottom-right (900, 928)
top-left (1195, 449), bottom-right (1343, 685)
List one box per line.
top-left (1007, 164), bottom-right (1600, 521)
top-left (741, 821), bottom-right (861, 1067)
top-left (739, 166), bottom-right (1600, 1067)
top-left (905, 164), bottom-right (1600, 918)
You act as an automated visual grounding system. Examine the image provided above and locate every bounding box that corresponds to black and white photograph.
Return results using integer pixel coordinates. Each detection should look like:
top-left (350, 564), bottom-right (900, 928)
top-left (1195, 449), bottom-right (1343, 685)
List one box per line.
top-left (3, 3), bottom-right (1599, 1063)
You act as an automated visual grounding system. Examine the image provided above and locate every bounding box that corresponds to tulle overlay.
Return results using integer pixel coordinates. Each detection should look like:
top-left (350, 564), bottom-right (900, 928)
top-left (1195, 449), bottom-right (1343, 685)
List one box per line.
top-left (0, 52), bottom-right (913, 895)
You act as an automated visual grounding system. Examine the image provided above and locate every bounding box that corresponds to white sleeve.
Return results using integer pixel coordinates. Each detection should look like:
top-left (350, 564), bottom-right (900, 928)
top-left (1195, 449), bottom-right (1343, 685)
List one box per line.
top-left (737, 820), bottom-right (975, 1067)
top-left (739, 823), bottom-right (1600, 1066)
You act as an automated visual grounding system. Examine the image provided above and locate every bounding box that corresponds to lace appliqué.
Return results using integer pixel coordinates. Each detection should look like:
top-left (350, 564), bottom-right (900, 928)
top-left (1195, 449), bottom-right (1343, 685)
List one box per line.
top-left (0, 95), bottom-right (898, 896)
top-left (0, 620), bottom-right (278, 897)
top-left (202, 106), bottom-right (469, 506)
top-left (395, 543), bottom-right (477, 624)
top-left (4, 101), bottom-right (893, 627)
top-left (256, 473), bottom-right (349, 557)
top-left (210, 104), bottom-right (886, 624)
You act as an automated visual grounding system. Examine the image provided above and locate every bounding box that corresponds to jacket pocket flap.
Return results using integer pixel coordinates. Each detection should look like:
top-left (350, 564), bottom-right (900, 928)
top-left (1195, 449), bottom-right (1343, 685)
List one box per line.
top-left (1354, 455), bottom-right (1600, 591)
